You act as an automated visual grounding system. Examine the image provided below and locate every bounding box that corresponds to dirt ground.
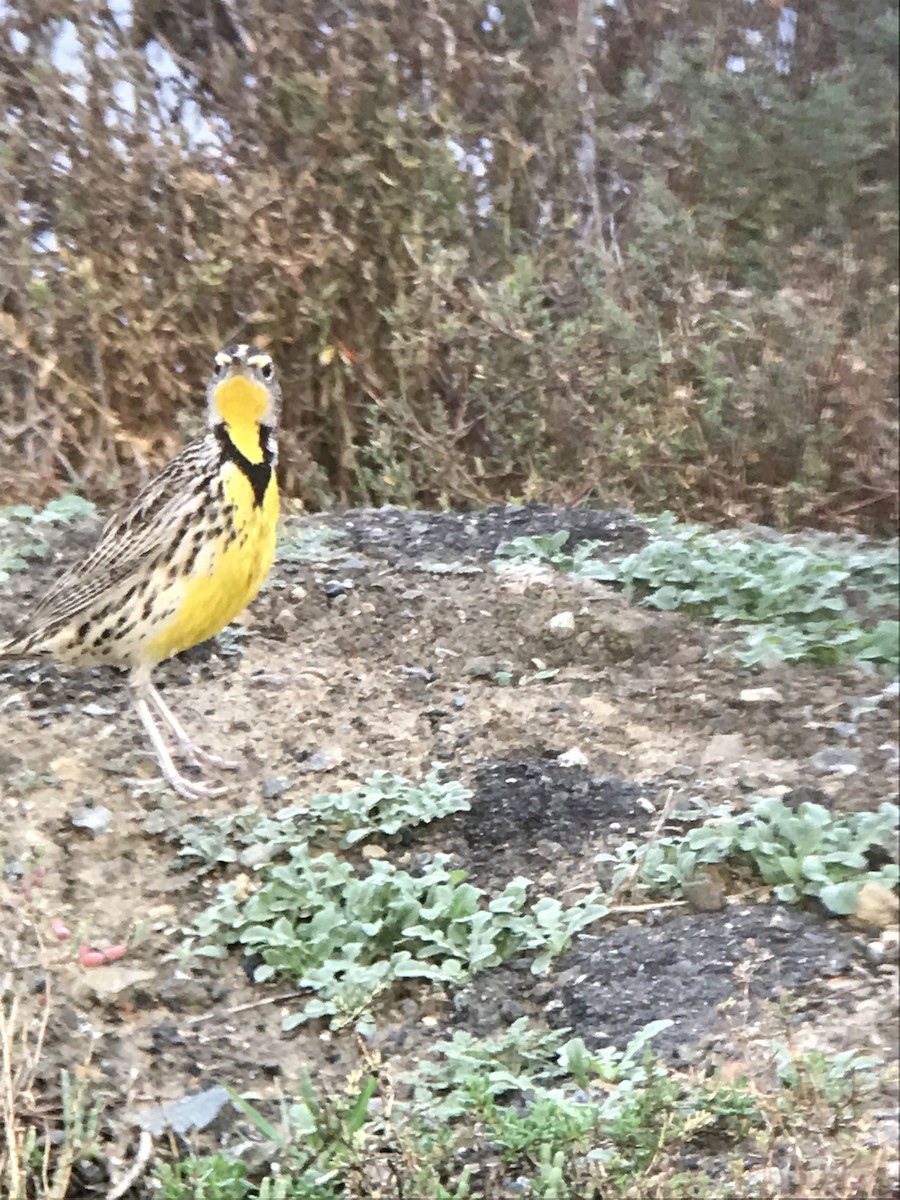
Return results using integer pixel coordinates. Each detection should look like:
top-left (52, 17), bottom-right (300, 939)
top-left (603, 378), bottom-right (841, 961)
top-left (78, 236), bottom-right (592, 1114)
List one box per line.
top-left (1, 504), bottom-right (898, 1195)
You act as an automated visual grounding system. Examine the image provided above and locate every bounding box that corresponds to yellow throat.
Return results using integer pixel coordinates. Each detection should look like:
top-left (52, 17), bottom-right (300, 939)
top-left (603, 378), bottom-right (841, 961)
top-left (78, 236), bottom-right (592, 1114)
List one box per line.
top-left (213, 375), bottom-right (271, 425)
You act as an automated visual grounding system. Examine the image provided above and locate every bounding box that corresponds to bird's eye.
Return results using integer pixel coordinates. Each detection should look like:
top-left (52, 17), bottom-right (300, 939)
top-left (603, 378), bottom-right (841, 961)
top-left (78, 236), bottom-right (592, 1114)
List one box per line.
top-left (214, 359), bottom-right (228, 376)
top-left (261, 361), bottom-right (274, 381)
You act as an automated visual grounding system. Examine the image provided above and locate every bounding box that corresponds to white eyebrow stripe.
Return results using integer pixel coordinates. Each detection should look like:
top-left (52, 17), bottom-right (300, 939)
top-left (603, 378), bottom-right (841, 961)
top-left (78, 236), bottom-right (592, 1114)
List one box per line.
top-left (247, 353), bottom-right (272, 367)
top-left (214, 350), bottom-right (232, 366)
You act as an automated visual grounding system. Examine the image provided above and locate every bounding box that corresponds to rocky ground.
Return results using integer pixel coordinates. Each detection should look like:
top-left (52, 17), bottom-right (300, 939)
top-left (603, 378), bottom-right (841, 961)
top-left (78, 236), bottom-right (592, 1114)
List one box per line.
top-left (0, 504), bottom-right (898, 1197)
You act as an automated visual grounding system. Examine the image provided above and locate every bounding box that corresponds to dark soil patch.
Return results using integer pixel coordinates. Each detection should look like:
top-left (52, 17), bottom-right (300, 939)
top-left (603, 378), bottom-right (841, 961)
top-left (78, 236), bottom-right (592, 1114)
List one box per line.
top-left (321, 502), bottom-right (648, 567)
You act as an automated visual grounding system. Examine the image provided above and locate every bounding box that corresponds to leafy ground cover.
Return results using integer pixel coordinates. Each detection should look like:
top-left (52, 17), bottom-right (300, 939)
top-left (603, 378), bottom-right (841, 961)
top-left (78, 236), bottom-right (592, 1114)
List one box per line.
top-left (495, 515), bottom-right (900, 672)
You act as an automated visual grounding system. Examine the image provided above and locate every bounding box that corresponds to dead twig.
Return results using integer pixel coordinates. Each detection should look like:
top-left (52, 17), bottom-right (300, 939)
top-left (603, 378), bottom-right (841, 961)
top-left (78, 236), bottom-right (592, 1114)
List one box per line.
top-left (185, 992), bottom-right (299, 1025)
top-left (105, 1129), bottom-right (153, 1200)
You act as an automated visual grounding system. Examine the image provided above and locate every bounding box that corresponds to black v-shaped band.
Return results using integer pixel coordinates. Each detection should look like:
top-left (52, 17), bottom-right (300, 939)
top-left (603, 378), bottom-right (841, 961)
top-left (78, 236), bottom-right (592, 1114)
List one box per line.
top-left (215, 423), bottom-right (275, 507)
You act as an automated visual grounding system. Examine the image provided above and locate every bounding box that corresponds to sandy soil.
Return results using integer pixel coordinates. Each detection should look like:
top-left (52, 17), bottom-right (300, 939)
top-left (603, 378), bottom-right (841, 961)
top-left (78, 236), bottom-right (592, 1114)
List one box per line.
top-left (1, 504), bottom-right (897, 1195)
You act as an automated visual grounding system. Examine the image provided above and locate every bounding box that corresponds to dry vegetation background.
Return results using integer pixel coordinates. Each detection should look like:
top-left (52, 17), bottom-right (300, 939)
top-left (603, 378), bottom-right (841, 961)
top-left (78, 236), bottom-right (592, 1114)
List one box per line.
top-left (0, 0), bottom-right (897, 531)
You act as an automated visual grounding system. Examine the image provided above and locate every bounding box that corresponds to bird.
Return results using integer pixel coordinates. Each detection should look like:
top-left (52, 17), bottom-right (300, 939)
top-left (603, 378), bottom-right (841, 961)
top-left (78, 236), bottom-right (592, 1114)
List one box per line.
top-left (0, 343), bottom-right (280, 800)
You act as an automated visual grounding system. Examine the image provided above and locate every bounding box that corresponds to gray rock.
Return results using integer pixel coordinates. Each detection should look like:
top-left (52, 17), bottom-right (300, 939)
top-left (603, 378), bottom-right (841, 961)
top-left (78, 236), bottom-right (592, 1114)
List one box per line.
top-left (130, 1085), bottom-right (232, 1136)
top-left (69, 805), bottom-right (113, 835)
top-left (261, 775), bottom-right (292, 799)
top-left (738, 687), bottom-right (784, 704)
top-left (547, 610), bottom-right (576, 637)
top-left (809, 747), bottom-right (859, 774)
top-left (466, 656), bottom-right (495, 679)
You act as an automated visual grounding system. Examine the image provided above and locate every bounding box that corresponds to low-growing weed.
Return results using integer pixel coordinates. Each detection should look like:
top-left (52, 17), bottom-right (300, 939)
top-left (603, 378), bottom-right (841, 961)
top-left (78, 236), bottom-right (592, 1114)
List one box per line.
top-left (0, 495), bottom-right (96, 527)
top-left (138, 1012), bottom-right (886, 1197)
top-left (406, 1019), bottom-right (575, 1118)
top-left (597, 796), bottom-right (899, 913)
top-left (177, 767), bottom-right (472, 870)
top-left (494, 516), bottom-right (900, 671)
top-left (182, 854), bottom-right (607, 1032)
top-left (399, 1018), bottom-right (763, 1190)
top-left (305, 768), bottom-right (472, 845)
top-left (0, 495), bottom-right (96, 582)
top-left (769, 1043), bottom-right (883, 1113)
top-left (156, 1154), bottom-right (251, 1200)
top-left (276, 525), bottom-right (348, 563)
top-left (493, 529), bottom-right (608, 578)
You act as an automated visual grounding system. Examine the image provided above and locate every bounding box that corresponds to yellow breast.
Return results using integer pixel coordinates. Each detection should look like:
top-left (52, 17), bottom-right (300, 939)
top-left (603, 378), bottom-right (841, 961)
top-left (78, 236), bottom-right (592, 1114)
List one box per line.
top-left (148, 461), bottom-right (278, 663)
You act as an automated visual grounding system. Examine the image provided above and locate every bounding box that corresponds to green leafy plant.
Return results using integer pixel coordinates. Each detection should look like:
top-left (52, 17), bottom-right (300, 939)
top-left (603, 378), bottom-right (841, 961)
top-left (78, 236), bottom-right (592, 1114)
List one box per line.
top-left (495, 517), bottom-right (900, 671)
top-left (0, 496), bottom-right (97, 582)
top-left (5, 1066), bottom-right (106, 1200)
top-left (182, 854), bottom-right (607, 1032)
top-left (305, 768), bottom-right (472, 845)
top-left (769, 1043), bottom-right (883, 1114)
top-left (276, 526), bottom-right (349, 564)
top-left (402, 1018), bottom-right (761, 1190)
top-left (156, 1155), bottom-right (251, 1200)
top-left (0, 496), bottom-right (96, 527)
top-left (145, 1018), bottom-right (884, 1198)
top-left (406, 1019), bottom-right (576, 1119)
top-left (494, 530), bottom-right (608, 579)
top-left (177, 768), bottom-right (472, 871)
top-left (598, 796), bottom-right (899, 913)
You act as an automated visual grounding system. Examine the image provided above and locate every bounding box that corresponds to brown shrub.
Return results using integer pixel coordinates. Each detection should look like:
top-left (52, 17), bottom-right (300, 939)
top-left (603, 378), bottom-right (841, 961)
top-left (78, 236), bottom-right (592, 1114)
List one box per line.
top-left (0, 1), bottom-right (896, 531)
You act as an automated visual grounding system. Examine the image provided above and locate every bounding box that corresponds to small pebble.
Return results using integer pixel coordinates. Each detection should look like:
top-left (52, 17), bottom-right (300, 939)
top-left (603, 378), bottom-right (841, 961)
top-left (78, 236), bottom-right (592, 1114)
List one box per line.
top-left (466, 656), bottom-right (494, 678)
top-left (69, 805), bottom-right (113, 835)
top-left (853, 882), bottom-right (900, 929)
top-left (323, 579), bottom-right (352, 599)
top-left (547, 611), bottom-right (576, 637)
top-left (400, 665), bottom-right (435, 682)
top-left (743, 1166), bottom-right (782, 1195)
top-left (300, 748), bottom-right (343, 773)
top-left (738, 687), bottom-right (784, 704)
top-left (557, 747), bottom-right (588, 768)
top-left (832, 722), bottom-right (857, 738)
top-left (361, 844), bottom-right (388, 860)
top-left (866, 940), bottom-right (886, 965)
top-left (808, 746), bottom-right (859, 775)
top-left (682, 874), bottom-right (727, 912)
top-left (261, 776), bottom-right (292, 799)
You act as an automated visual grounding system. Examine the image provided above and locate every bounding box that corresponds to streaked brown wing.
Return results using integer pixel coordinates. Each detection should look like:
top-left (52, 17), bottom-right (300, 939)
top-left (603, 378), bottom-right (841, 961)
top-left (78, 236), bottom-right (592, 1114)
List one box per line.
top-left (20, 434), bottom-right (218, 639)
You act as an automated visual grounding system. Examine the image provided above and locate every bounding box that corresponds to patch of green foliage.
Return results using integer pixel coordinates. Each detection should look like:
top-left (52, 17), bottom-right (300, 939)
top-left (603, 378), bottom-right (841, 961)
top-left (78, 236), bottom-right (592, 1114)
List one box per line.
top-left (156, 1154), bottom-right (340, 1200)
top-left (276, 525), bottom-right (348, 564)
top-left (769, 1043), bottom-right (883, 1117)
top-left (155, 1071), bottom-right (381, 1199)
top-left (149, 1019), bottom-right (773, 1198)
top-left (11, 1068), bottom-right (106, 1200)
top-left (182, 853), bottom-right (607, 1034)
top-left (0, 495), bottom-right (96, 583)
top-left (494, 516), bottom-right (900, 671)
top-left (156, 1155), bottom-right (252, 1200)
top-left (0, 495), bottom-right (96, 526)
top-left (597, 796), bottom-right (899, 914)
top-left (176, 767), bottom-right (472, 870)
top-left (304, 768), bottom-right (473, 846)
top-left (494, 529), bottom-right (608, 580)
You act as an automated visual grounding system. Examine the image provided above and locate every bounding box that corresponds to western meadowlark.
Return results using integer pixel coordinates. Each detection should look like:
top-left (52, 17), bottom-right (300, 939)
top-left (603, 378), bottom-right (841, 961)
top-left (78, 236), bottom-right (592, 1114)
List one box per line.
top-left (0, 343), bottom-right (280, 800)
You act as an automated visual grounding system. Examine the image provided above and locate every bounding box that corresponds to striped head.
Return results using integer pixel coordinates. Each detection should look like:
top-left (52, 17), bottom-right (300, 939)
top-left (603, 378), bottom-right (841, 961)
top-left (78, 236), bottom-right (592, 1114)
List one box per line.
top-left (207, 343), bottom-right (281, 430)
